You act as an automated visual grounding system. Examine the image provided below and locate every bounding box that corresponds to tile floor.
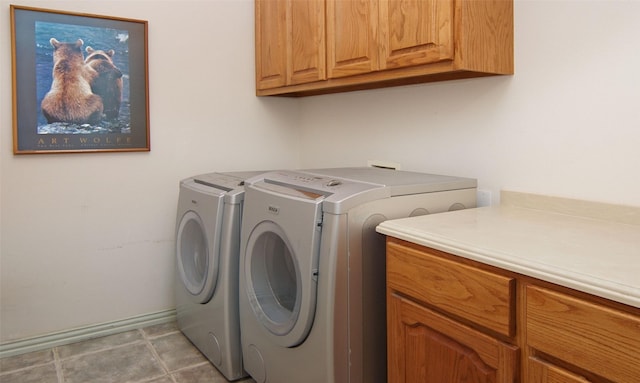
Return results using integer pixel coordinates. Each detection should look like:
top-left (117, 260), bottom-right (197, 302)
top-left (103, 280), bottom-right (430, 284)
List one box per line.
top-left (0, 322), bottom-right (257, 383)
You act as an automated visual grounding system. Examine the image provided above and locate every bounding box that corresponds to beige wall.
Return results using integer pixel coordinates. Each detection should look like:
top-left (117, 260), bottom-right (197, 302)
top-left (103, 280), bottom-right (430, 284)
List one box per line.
top-left (0, 0), bottom-right (301, 342)
top-left (2, 0), bottom-right (639, 344)
top-left (298, 1), bottom-right (640, 207)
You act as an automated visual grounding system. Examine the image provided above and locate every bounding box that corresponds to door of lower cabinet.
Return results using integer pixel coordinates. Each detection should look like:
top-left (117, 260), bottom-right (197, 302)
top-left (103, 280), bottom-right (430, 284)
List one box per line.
top-left (388, 292), bottom-right (518, 383)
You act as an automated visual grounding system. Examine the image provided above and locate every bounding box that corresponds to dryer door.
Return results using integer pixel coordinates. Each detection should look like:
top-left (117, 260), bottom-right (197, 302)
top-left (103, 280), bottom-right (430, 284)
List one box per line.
top-left (244, 186), bottom-right (323, 348)
top-left (176, 182), bottom-right (224, 304)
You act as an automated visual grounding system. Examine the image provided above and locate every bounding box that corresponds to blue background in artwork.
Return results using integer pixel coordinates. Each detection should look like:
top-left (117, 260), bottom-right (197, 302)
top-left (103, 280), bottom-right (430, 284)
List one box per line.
top-left (35, 22), bottom-right (130, 125)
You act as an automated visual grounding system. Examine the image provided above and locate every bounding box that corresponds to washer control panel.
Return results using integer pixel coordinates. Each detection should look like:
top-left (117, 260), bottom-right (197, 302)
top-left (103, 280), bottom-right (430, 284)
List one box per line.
top-left (246, 171), bottom-right (390, 214)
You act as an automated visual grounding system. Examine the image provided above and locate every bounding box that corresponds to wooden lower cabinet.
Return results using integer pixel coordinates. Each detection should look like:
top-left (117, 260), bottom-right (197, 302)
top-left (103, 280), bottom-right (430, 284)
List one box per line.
top-left (386, 238), bottom-right (519, 383)
top-left (386, 237), bottom-right (640, 383)
top-left (388, 292), bottom-right (518, 383)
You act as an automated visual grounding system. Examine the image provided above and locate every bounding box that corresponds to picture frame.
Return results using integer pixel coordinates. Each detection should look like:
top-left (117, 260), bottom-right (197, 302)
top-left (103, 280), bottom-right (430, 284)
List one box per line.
top-left (10, 5), bottom-right (150, 154)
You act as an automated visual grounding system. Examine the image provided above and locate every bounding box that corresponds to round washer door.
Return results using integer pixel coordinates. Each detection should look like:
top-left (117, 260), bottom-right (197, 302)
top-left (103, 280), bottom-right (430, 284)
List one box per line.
top-left (244, 220), bottom-right (318, 348)
top-left (177, 210), bottom-right (218, 303)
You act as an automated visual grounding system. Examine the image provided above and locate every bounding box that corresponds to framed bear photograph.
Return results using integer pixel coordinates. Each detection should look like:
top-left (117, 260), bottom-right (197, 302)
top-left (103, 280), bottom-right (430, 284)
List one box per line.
top-left (10, 5), bottom-right (149, 154)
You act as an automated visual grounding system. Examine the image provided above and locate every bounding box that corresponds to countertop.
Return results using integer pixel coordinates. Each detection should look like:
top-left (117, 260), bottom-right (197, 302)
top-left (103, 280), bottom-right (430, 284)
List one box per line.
top-left (376, 191), bottom-right (640, 308)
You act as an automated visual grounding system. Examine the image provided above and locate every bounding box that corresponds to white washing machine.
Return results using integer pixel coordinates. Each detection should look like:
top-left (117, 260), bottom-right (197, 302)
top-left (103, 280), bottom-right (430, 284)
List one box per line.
top-left (175, 171), bottom-right (263, 381)
top-left (238, 169), bottom-right (477, 383)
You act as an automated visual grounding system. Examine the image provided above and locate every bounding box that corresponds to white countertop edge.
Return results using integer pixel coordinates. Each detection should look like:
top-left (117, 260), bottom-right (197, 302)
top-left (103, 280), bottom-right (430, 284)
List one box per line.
top-left (377, 225), bottom-right (640, 309)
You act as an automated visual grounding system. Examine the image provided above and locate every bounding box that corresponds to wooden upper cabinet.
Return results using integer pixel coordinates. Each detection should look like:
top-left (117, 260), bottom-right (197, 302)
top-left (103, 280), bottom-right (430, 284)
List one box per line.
top-left (378, 0), bottom-right (454, 70)
top-left (256, 0), bottom-right (513, 96)
top-left (255, 0), bottom-right (325, 90)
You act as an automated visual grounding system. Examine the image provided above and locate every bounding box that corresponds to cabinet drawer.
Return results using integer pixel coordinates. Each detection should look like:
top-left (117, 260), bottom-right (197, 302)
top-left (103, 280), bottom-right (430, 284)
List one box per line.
top-left (386, 240), bottom-right (515, 337)
top-left (528, 357), bottom-right (593, 383)
top-left (526, 285), bottom-right (640, 383)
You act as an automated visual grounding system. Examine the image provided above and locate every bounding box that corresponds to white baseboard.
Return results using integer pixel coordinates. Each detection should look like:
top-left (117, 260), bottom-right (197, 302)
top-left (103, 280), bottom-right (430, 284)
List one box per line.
top-left (0, 309), bottom-right (176, 359)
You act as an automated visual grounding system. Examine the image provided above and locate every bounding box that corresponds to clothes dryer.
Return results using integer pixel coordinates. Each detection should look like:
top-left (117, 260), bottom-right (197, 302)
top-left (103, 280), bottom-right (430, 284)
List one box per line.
top-left (175, 171), bottom-right (263, 381)
top-left (238, 169), bottom-right (476, 383)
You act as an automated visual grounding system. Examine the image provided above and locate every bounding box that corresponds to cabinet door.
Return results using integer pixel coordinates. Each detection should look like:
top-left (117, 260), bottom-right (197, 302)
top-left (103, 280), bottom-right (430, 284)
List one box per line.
top-left (388, 292), bottom-right (518, 383)
top-left (528, 357), bottom-right (592, 383)
top-left (289, 0), bottom-right (325, 85)
top-left (378, 0), bottom-right (454, 70)
top-left (326, 0), bottom-right (379, 78)
top-left (256, 0), bottom-right (325, 90)
top-left (256, 0), bottom-right (287, 89)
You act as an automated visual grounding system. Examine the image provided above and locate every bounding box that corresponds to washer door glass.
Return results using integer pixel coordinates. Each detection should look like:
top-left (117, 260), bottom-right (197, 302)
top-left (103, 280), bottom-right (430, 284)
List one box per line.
top-left (245, 220), bottom-right (318, 347)
top-left (177, 211), bottom-right (218, 303)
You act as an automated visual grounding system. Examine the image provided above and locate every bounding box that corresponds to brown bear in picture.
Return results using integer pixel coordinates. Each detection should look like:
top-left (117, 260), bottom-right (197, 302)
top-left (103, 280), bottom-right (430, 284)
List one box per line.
top-left (84, 46), bottom-right (123, 120)
top-left (41, 38), bottom-right (103, 124)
